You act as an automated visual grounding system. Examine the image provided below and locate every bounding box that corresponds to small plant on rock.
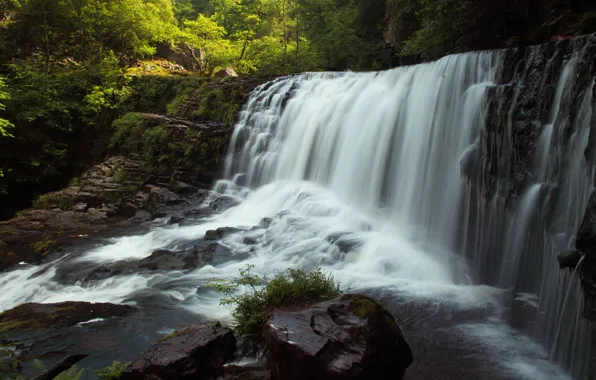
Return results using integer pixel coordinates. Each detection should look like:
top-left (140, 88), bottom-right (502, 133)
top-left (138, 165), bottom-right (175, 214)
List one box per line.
top-left (211, 265), bottom-right (340, 336)
top-left (95, 361), bottom-right (130, 380)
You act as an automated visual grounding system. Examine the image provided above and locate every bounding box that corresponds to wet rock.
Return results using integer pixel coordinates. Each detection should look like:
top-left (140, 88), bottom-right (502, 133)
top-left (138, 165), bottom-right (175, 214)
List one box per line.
top-left (577, 191), bottom-right (596, 320)
top-left (121, 322), bottom-right (236, 380)
top-left (168, 216), bottom-right (186, 225)
top-left (243, 236), bottom-right (258, 245)
top-left (0, 302), bottom-right (137, 333)
top-left (183, 207), bottom-right (211, 219)
top-left (326, 233), bottom-right (362, 253)
top-left (205, 230), bottom-right (221, 241)
top-left (138, 248), bottom-right (211, 271)
top-left (205, 227), bottom-right (242, 241)
top-left (209, 196), bottom-right (240, 212)
top-left (217, 227), bottom-right (242, 236)
top-left (168, 181), bottom-right (198, 196)
top-left (259, 218), bottom-right (273, 229)
top-left (557, 249), bottom-right (584, 270)
top-left (152, 210), bottom-right (169, 219)
top-left (86, 266), bottom-right (120, 282)
top-left (264, 294), bottom-right (413, 380)
top-left (146, 185), bottom-right (183, 206)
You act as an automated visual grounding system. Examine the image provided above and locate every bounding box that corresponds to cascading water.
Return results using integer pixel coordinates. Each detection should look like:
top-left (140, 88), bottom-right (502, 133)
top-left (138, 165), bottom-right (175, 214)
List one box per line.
top-left (0, 38), bottom-right (595, 380)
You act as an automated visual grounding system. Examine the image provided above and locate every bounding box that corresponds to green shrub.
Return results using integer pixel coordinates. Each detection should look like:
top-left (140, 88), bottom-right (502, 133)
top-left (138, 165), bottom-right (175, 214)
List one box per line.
top-left (32, 192), bottom-right (75, 210)
top-left (110, 112), bottom-right (145, 150)
top-left (212, 266), bottom-right (340, 336)
top-left (95, 361), bottom-right (130, 380)
top-left (31, 235), bottom-right (56, 256)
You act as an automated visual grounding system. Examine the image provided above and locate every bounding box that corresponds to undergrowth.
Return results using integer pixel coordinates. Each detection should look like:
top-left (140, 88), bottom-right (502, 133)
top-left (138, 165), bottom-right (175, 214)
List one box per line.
top-left (210, 265), bottom-right (340, 336)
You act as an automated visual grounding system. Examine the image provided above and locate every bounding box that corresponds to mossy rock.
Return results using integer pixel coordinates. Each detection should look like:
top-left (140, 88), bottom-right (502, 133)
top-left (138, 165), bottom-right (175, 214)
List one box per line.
top-left (0, 302), bottom-right (138, 334)
top-left (346, 294), bottom-right (403, 336)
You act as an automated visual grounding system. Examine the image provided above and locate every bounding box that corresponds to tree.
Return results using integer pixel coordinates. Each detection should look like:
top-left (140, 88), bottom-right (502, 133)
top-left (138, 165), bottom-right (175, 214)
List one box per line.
top-left (181, 14), bottom-right (234, 74)
top-left (0, 76), bottom-right (13, 138)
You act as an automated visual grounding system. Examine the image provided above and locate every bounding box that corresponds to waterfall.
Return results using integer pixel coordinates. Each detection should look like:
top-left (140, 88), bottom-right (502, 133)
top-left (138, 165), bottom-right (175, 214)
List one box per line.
top-left (214, 40), bottom-right (596, 378)
top-left (0, 38), bottom-right (594, 380)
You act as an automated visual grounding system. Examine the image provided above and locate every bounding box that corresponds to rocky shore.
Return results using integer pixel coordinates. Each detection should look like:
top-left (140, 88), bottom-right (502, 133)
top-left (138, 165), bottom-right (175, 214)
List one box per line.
top-left (0, 295), bottom-right (413, 380)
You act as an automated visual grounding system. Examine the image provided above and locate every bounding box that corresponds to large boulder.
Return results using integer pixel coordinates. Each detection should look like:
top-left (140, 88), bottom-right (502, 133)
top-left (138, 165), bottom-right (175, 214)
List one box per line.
top-left (215, 67), bottom-right (238, 78)
top-left (0, 302), bottom-right (137, 333)
top-left (156, 43), bottom-right (204, 72)
top-left (264, 294), bottom-right (413, 380)
top-left (121, 322), bottom-right (236, 380)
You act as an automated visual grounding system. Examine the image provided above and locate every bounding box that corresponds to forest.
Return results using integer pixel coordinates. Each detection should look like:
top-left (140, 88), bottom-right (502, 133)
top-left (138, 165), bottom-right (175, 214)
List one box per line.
top-left (0, 0), bottom-right (594, 217)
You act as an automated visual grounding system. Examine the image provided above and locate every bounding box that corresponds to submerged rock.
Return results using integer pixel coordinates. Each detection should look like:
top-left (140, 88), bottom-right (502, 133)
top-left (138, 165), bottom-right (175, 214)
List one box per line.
top-left (209, 196), bottom-right (241, 212)
top-left (0, 302), bottom-right (137, 333)
top-left (121, 322), bottom-right (236, 380)
top-left (204, 230), bottom-right (221, 241)
top-left (138, 248), bottom-right (213, 271)
top-left (264, 294), bottom-right (413, 380)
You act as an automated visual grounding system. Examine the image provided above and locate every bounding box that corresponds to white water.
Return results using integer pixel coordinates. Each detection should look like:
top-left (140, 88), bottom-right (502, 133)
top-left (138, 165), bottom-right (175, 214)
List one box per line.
top-left (1, 50), bottom-right (594, 379)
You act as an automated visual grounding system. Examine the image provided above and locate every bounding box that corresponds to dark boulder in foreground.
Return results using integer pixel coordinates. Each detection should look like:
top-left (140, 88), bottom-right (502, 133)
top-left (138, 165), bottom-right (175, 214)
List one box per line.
top-left (119, 295), bottom-right (411, 380)
top-left (121, 322), bottom-right (236, 380)
top-left (0, 301), bottom-right (137, 333)
top-left (264, 294), bottom-right (413, 380)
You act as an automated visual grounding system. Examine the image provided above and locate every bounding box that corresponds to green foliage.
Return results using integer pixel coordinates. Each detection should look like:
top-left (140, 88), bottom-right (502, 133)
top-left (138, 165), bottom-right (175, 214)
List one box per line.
top-left (401, 0), bottom-right (470, 58)
top-left (0, 341), bottom-right (23, 379)
top-left (211, 265), bottom-right (340, 336)
top-left (0, 76), bottom-right (13, 138)
top-left (33, 192), bottom-right (75, 210)
top-left (54, 366), bottom-right (85, 380)
top-left (110, 112), bottom-right (145, 149)
top-left (31, 234), bottom-right (56, 255)
top-left (95, 361), bottom-right (130, 380)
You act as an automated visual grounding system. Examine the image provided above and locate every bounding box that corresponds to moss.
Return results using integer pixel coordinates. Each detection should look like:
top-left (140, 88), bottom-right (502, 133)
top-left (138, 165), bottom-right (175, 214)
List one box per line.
top-left (95, 361), bottom-right (130, 380)
top-left (0, 319), bottom-right (27, 334)
top-left (347, 295), bottom-right (401, 335)
top-left (68, 177), bottom-right (81, 187)
top-left (33, 192), bottom-right (76, 210)
top-left (112, 169), bottom-right (128, 183)
top-left (348, 295), bottom-right (384, 319)
top-left (31, 235), bottom-right (56, 256)
top-left (158, 329), bottom-right (186, 342)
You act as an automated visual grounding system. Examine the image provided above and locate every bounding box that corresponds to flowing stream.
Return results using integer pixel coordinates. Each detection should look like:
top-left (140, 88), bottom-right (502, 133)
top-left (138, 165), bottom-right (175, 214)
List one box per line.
top-left (1, 47), bottom-right (595, 379)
